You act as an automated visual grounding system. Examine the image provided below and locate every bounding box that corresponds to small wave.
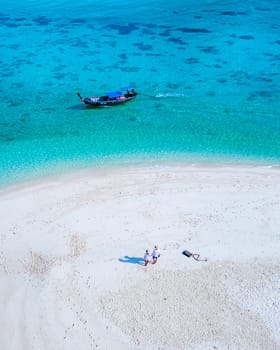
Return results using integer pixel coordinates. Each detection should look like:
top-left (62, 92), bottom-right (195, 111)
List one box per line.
top-left (155, 93), bottom-right (185, 98)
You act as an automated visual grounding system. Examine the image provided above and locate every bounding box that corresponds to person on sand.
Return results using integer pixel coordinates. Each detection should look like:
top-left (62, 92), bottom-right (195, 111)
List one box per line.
top-left (152, 245), bottom-right (160, 264)
top-left (144, 249), bottom-right (150, 266)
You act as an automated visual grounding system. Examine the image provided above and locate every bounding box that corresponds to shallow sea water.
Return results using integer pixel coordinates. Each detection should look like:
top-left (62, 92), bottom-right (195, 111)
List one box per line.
top-left (0, 0), bottom-right (280, 185)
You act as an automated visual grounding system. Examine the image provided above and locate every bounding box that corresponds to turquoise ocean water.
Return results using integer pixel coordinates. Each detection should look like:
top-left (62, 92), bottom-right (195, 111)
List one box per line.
top-left (0, 0), bottom-right (280, 186)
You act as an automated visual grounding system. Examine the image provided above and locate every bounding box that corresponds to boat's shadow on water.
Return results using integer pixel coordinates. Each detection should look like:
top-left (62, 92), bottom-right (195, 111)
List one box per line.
top-left (67, 104), bottom-right (88, 111)
top-left (67, 104), bottom-right (115, 111)
top-left (119, 256), bottom-right (144, 265)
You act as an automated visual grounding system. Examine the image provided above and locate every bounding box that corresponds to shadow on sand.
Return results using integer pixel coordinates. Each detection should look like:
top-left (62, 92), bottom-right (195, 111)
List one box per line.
top-left (118, 256), bottom-right (144, 265)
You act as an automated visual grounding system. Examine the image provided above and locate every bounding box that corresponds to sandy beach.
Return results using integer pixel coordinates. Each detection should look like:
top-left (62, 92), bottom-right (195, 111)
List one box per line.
top-left (0, 164), bottom-right (279, 350)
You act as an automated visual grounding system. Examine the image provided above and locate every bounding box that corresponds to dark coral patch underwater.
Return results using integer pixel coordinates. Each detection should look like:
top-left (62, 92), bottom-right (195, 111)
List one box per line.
top-left (184, 57), bottom-right (200, 64)
top-left (199, 46), bottom-right (219, 54)
top-left (32, 16), bottom-right (53, 26)
top-left (176, 27), bottom-right (212, 33)
top-left (239, 35), bottom-right (255, 40)
top-left (105, 23), bottom-right (139, 35)
top-left (133, 43), bottom-right (153, 51)
top-left (166, 37), bottom-right (187, 45)
top-left (220, 11), bottom-right (248, 16)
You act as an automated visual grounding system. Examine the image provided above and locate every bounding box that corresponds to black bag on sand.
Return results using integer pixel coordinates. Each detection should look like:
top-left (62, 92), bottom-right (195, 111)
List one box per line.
top-left (182, 250), bottom-right (192, 258)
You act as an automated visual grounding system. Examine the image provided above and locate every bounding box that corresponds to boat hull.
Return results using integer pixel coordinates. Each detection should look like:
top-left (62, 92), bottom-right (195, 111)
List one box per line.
top-left (83, 94), bottom-right (137, 107)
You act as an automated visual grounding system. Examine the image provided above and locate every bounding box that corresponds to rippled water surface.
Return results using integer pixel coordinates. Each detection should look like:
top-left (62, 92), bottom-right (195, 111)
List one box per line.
top-left (0, 0), bottom-right (280, 184)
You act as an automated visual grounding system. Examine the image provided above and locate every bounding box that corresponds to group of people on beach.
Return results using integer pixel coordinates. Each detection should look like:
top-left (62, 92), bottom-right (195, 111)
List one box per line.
top-left (144, 245), bottom-right (160, 266)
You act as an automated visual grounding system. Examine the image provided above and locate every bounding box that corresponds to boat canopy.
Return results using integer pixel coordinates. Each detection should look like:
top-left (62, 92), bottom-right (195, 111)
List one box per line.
top-left (121, 85), bottom-right (134, 91)
top-left (106, 91), bottom-right (123, 97)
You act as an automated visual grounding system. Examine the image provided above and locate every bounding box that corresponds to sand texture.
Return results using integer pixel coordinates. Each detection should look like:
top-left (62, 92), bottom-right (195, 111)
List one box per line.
top-left (0, 165), bottom-right (279, 349)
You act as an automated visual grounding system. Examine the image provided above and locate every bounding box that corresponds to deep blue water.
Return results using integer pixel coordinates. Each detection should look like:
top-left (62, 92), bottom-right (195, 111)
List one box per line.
top-left (0, 0), bottom-right (280, 185)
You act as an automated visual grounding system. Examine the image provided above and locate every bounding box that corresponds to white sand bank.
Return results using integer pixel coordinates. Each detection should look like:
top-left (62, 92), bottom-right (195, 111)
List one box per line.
top-left (0, 165), bottom-right (279, 349)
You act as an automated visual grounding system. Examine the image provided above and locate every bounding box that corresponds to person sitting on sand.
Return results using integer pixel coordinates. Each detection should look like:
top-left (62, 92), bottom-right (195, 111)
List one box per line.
top-left (144, 249), bottom-right (150, 266)
top-left (152, 245), bottom-right (160, 264)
